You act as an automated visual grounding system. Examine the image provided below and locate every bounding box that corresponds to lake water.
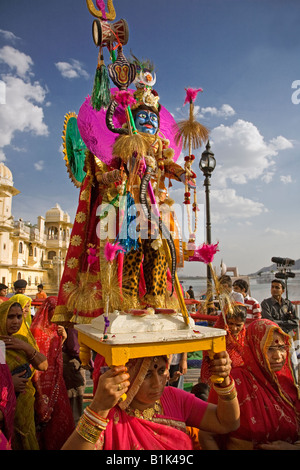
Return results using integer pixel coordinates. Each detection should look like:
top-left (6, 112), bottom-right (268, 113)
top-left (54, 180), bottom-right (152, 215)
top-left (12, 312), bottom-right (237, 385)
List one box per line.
top-left (179, 276), bottom-right (300, 304)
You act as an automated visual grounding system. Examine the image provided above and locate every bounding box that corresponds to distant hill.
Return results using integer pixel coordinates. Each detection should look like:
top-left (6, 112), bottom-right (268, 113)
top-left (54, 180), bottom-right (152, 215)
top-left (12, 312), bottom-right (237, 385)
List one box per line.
top-left (252, 258), bottom-right (300, 276)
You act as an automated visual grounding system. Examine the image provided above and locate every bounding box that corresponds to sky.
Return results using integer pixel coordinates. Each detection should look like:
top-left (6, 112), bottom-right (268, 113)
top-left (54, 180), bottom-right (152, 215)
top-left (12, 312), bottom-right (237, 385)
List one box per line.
top-left (0, 0), bottom-right (299, 276)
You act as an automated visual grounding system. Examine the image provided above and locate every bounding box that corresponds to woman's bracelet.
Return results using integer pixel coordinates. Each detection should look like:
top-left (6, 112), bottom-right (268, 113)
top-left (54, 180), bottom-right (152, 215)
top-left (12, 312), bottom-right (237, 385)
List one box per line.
top-left (84, 406), bottom-right (109, 429)
top-left (28, 349), bottom-right (37, 362)
top-left (76, 410), bottom-right (109, 445)
top-left (213, 377), bottom-right (237, 401)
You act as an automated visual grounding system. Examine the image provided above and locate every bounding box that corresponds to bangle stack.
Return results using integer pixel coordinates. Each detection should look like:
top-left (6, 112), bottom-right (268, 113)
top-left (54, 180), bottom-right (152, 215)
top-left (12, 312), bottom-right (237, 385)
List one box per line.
top-left (28, 349), bottom-right (37, 362)
top-left (76, 406), bottom-right (109, 445)
top-left (213, 377), bottom-right (237, 401)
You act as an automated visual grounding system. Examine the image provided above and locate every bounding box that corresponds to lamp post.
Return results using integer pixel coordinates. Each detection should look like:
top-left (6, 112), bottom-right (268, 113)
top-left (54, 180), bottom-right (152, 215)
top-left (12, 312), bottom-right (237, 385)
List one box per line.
top-left (199, 141), bottom-right (216, 292)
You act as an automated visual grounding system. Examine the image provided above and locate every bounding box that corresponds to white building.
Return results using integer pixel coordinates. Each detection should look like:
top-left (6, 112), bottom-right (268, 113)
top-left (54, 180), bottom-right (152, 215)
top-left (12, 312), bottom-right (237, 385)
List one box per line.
top-left (0, 162), bottom-right (72, 296)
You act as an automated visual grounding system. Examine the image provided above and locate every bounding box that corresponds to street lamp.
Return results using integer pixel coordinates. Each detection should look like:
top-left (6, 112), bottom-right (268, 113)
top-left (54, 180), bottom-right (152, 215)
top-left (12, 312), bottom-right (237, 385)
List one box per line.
top-left (199, 140), bottom-right (216, 293)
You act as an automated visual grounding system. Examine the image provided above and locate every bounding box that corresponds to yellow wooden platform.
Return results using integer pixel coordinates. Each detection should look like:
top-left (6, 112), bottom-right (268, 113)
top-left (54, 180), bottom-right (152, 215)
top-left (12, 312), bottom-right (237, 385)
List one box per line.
top-left (76, 323), bottom-right (226, 367)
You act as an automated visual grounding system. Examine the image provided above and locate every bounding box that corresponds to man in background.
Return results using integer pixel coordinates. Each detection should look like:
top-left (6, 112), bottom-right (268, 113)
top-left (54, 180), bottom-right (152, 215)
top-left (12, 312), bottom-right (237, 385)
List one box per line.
top-left (187, 286), bottom-right (195, 299)
top-left (261, 279), bottom-right (297, 334)
top-left (35, 284), bottom-right (47, 300)
top-left (7, 279), bottom-right (27, 298)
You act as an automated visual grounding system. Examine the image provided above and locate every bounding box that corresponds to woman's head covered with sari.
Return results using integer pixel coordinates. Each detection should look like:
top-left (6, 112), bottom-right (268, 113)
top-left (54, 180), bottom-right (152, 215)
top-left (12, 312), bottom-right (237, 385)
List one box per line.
top-left (30, 296), bottom-right (57, 332)
top-left (10, 293), bottom-right (32, 326)
top-left (8, 294), bottom-right (37, 349)
top-left (225, 318), bottom-right (300, 447)
top-left (0, 299), bottom-right (23, 336)
top-left (0, 299), bottom-right (35, 378)
top-left (118, 356), bottom-right (168, 410)
top-left (0, 299), bottom-right (40, 450)
top-left (242, 318), bottom-right (298, 401)
top-left (201, 302), bottom-right (246, 384)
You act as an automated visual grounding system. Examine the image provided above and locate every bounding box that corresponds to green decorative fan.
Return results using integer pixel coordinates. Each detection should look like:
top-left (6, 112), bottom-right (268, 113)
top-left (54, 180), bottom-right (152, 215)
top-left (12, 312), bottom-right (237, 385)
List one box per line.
top-left (62, 112), bottom-right (87, 187)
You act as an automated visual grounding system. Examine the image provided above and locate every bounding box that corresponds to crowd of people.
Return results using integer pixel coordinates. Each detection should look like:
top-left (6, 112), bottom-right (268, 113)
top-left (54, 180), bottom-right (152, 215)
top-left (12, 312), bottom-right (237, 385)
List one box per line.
top-left (0, 276), bottom-right (299, 451)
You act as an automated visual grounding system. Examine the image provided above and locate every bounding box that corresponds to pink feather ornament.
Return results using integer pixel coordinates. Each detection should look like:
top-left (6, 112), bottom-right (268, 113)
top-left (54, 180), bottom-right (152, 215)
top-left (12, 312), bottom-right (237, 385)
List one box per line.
top-left (183, 87), bottom-right (203, 106)
top-left (189, 242), bottom-right (219, 264)
top-left (87, 246), bottom-right (98, 266)
top-left (104, 241), bottom-right (125, 263)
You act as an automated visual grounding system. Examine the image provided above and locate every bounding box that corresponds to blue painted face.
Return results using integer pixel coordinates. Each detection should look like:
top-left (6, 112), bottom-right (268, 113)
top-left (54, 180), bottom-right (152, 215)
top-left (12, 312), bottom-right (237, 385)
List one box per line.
top-left (134, 110), bottom-right (159, 134)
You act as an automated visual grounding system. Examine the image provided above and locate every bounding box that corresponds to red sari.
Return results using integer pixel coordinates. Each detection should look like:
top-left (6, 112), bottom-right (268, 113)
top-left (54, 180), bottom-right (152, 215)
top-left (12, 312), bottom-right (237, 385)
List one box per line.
top-left (200, 312), bottom-right (245, 384)
top-left (30, 297), bottom-right (75, 450)
top-left (209, 319), bottom-right (300, 449)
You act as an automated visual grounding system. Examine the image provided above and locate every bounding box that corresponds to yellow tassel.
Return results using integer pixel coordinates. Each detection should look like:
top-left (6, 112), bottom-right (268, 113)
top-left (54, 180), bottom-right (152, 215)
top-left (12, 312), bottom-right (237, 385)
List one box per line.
top-left (174, 101), bottom-right (210, 150)
top-left (112, 133), bottom-right (148, 163)
top-left (66, 272), bottom-right (102, 314)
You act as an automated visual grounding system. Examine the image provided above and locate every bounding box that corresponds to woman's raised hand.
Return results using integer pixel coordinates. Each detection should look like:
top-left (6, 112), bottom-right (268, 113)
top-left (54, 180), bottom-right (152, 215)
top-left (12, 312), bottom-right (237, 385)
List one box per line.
top-left (89, 366), bottom-right (130, 418)
top-left (209, 351), bottom-right (232, 386)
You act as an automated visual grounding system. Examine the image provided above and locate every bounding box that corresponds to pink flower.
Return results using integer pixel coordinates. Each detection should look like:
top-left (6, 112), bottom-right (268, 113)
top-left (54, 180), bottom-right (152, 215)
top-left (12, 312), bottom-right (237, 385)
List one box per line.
top-left (104, 241), bottom-right (125, 263)
top-left (183, 87), bottom-right (203, 106)
top-left (189, 242), bottom-right (219, 264)
top-left (113, 90), bottom-right (137, 108)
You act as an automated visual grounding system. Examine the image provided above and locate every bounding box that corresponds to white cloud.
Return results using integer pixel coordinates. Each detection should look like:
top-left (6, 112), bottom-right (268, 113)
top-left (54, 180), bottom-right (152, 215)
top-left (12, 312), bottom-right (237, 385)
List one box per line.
top-left (210, 119), bottom-right (293, 187)
top-left (175, 103), bottom-right (235, 121)
top-left (201, 104), bottom-right (236, 118)
top-left (269, 136), bottom-right (293, 152)
top-left (261, 172), bottom-right (275, 184)
top-left (280, 175), bottom-right (292, 184)
top-left (34, 160), bottom-right (45, 171)
top-left (0, 46), bottom-right (33, 78)
top-left (211, 188), bottom-right (266, 224)
top-left (0, 29), bottom-right (20, 43)
top-left (0, 46), bottom-right (49, 160)
top-left (264, 227), bottom-right (288, 237)
top-left (55, 59), bottom-right (89, 80)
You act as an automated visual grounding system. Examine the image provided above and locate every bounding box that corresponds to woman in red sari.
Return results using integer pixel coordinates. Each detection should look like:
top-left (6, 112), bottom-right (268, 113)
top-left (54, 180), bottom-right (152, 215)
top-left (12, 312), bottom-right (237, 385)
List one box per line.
top-left (62, 352), bottom-right (240, 450)
top-left (200, 303), bottom-right (247, 384)
top-left (202, 319), bottom-right (300, 450)
top-left (30, 297), bottom-right (75, 450)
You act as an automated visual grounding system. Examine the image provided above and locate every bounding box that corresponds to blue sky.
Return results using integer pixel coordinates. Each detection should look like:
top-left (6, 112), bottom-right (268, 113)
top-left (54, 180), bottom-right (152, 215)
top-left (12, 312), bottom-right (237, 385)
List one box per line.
top-left (0, 0), bottom-right (299, 275)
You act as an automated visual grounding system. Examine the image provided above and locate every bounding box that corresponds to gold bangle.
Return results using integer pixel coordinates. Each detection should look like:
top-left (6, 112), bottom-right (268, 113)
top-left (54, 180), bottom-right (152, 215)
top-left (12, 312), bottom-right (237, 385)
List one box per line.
top-left (217, 389), bottom-right (238, 401)
top-left (76, 414), bottom-right (105, 444)
top-left (213, 377), bottom-right (237, 399)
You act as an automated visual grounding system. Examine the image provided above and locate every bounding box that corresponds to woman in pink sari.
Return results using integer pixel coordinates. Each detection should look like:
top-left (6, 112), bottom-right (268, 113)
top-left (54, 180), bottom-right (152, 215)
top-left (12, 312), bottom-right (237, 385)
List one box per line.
top-left (62, 352), bottom-right (240, 450)
top-left (0, 359), bottom-right (16, 450)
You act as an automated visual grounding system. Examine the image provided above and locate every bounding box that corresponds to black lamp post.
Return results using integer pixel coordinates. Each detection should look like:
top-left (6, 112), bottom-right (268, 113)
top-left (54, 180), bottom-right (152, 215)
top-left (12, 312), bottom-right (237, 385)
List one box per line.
top-left (199, 140), bottom-right (216, 292)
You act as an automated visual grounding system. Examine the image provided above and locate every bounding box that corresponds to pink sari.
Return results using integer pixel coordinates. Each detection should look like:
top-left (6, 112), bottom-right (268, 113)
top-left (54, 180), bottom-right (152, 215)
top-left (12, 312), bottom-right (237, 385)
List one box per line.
top-left (0, 362), bottom-right (16, 450)
top-left (96, 386), bottom-right (208, 450)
